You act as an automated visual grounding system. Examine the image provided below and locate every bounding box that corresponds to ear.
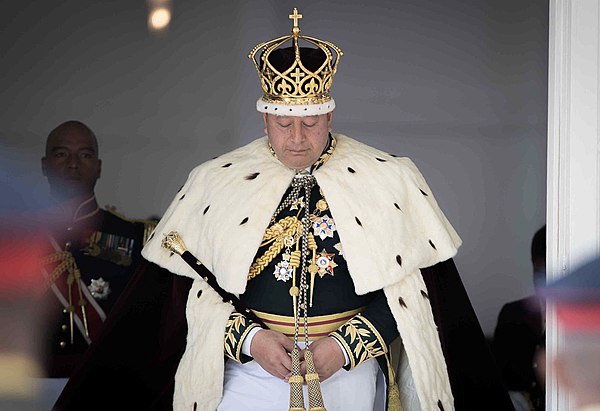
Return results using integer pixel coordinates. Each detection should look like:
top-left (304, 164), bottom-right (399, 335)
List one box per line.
top-left (41, 157), bottom-right (48, 177)
top-left (262, 113), bottom-right (268, 135)
top-left (97, 159), bottom-right (102, 179)
top-left (327, 111), bottom-right (333, 131)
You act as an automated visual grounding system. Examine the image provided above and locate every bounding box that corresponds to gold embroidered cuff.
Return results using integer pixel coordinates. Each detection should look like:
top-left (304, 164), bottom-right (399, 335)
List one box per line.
top-left (224, 312), bottom-right (261, 363)
top-left (329, 314), bottom-right (388, 370)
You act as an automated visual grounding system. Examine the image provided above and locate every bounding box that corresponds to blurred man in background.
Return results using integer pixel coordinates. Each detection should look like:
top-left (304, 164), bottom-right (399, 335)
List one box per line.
top-left (494, 225), bottom-right (546, 410)
top-left (38, 120), bottom-right (154, 405)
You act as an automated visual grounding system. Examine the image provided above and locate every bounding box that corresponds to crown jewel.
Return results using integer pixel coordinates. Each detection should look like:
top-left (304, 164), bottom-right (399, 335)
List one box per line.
top-left (249, 8), bottom-right (343, 115)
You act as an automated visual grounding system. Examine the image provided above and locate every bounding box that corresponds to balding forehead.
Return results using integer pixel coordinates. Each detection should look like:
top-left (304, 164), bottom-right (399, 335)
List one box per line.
top-left (46, 121), bottom-right (98, 155)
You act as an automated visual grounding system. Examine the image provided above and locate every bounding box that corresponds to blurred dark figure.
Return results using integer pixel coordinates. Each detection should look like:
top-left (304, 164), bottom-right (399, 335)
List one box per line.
top-left (493, 225), bottom-right (546, 411)
top-left (38, 121), bottom-right (154, 405)
top-left (539, 256), bottom-right (600, 411)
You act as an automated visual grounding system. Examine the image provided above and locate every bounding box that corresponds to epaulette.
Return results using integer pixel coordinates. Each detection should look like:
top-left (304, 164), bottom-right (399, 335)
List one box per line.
top-left (141, 219), bottom-right (159, 245)
top-left (103, 205), bottom-right (159, 245)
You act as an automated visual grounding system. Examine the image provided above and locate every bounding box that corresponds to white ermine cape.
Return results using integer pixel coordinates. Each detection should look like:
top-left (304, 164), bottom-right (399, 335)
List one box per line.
top-left (142, 134), bottom-right (462, 411)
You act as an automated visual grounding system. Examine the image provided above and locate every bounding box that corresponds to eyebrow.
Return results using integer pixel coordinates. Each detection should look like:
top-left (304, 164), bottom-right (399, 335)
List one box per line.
top-left (51, 145), bottom-right (97, 153)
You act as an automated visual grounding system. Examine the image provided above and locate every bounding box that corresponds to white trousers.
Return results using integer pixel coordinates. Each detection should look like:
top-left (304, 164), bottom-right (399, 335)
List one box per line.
top-left (218, 358), bottom-right (381, 411)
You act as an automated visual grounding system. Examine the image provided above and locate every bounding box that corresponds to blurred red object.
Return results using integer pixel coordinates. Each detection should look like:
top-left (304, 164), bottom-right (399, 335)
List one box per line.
top-left (0, 233), bottom-right (50, 297)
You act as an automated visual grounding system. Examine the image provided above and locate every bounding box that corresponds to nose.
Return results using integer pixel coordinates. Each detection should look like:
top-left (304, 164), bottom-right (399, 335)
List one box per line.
top-left (289, 121), bottom-right (305, 143)
top-left (66, 153), bottom-right (80, 168)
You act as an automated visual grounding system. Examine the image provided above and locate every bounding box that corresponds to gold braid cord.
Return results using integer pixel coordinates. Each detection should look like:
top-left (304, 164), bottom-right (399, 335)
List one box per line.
top-left (248, 216), bottom-right (301, 280)
top-left (246, 167), bottom-right (333, 409)
top-left (41, 250), bottom-right (90, 340)
top-left (41, 251), bottom-right (72, 289)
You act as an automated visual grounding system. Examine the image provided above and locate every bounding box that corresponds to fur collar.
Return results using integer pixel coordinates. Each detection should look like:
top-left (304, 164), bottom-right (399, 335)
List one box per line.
top-left (142, 134), bottom-right (461, 295)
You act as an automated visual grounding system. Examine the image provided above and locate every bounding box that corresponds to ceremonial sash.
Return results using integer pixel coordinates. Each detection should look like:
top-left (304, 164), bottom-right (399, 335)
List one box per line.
top-left (252, 307), bottom-right (362, 341)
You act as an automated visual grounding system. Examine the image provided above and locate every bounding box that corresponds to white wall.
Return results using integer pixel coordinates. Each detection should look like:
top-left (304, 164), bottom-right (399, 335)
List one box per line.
top-left (547, 0), bottom-right (600, 408)
top-left (0, 0), bottom-right (548, 336)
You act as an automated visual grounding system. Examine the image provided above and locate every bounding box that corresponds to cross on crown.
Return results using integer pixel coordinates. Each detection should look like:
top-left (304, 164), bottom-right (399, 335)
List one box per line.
top-left (248, 8), bottom-right (343, 106)
top-left (289, 8), bottom-right (302, 36)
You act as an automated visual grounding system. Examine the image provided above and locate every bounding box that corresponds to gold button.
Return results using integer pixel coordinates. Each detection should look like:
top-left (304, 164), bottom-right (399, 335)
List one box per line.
top-left (316, 199), bottom-right (328, 211)
top-left (63, 308), bottom-right (68, 314)
top-left (61, 324), bottom-right (68, 332)
top-left (59, 341), bottom-right (66, 348)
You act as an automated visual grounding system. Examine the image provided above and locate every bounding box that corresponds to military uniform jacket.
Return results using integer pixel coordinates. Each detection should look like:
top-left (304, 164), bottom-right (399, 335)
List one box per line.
top-left (41, 197), bottom-right (148, 377)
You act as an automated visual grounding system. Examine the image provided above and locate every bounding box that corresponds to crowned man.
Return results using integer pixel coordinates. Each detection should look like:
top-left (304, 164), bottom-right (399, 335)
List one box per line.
top-left (55, 9), bottom-right (513, 411)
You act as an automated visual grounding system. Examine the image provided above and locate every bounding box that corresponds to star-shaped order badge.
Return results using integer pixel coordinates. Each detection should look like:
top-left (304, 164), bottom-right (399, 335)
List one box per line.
top-left (273, 259), bottom-right (293, 282)
top-left (88, 277), bottom-right (111, 300)
top-left (312, 214), bottom-right (336, 240)
top-left (316, 249), bottom-right (337, 278)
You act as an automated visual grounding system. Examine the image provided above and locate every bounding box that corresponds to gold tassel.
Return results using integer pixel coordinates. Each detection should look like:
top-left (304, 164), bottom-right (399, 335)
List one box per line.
top-left (289, 347), bottom-right (306, 411)
top-left (304, 349), bottom-right (326, 411)
top-left (386, 353), bottom-right (403, 411)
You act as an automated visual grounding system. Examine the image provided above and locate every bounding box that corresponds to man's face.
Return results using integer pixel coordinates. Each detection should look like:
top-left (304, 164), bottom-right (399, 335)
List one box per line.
top-left (263, 113), bottom-right (332, 170)
top-left (41, 126), bottom-right (101, 200)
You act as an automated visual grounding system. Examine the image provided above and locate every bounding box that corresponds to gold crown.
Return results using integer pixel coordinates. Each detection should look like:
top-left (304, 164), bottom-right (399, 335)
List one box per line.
top-left (248, 8), bottom-right (343, 113)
